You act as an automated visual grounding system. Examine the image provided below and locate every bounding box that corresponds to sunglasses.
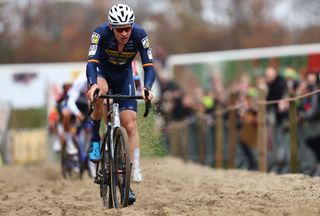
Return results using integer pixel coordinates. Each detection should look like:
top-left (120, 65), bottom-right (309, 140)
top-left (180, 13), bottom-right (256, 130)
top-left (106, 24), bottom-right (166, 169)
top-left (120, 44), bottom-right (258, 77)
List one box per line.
top-left (114, 26), bottom-right (132, 33)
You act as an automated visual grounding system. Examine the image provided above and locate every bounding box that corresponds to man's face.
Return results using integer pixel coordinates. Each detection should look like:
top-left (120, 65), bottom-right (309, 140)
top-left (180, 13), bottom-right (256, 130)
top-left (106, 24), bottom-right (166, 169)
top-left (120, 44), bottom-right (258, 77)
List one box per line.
top-left (112, 25), bottom-right (132, 45)
top-left (265, 67), bottom-right (277, 83)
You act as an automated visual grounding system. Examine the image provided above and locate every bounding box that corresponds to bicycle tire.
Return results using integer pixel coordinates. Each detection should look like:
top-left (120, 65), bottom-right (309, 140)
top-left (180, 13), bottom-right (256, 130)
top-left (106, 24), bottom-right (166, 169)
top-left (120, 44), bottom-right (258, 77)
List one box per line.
top-left (61, 143), bottom-right (68, 179)
top-left (111, 126), bottom-right (131, 208)
top-left (61, 143), bottom-right (82, 180)
top-left (98, 134), bottom-right (113, 208)
top-left (73, 137), bottom-right (84, 179)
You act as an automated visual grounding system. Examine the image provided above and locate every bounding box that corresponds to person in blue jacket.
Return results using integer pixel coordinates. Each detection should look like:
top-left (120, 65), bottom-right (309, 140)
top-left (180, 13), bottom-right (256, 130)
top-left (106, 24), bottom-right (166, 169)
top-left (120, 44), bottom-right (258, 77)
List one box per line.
top-left (86, 4), bottom-right (155, 204)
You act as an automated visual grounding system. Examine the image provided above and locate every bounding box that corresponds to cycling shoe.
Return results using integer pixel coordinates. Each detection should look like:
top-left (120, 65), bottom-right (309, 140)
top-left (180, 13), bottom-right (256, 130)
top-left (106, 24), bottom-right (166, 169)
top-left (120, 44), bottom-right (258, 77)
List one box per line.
top-left (128, 189), bottom-right (136, 205)
top-left (89, 141), bottom-right (101, 163)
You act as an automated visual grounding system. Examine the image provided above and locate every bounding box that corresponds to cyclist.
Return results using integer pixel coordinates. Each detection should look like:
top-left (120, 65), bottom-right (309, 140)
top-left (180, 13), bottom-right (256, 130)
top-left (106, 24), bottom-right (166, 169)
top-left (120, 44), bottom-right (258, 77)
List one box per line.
top-left (86, 4), bottom-right (155, 204)
top-left (60, 73), bottom-right (87, 154)
top-left (53, 82), bottom-right (72, 153)
top-left (60, 72), bottom-right (95, 176)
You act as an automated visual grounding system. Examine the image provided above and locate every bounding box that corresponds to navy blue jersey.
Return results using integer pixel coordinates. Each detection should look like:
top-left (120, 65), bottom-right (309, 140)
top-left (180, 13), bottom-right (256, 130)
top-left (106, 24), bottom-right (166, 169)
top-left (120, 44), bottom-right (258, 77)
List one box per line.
top-left (86, 23), bottom-right (155, 90)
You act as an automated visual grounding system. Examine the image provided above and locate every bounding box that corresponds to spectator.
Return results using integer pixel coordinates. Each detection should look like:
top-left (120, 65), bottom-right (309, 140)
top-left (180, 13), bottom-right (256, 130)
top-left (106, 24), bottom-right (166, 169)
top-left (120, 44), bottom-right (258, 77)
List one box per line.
top-left (298, 72), bottom-right (320, 176)
top-left (283, 67), bottom-right (299, 91)
top-left (238, 87), bottom-right (258, 170)
top-left (264, 66), bottom-right (288, 172)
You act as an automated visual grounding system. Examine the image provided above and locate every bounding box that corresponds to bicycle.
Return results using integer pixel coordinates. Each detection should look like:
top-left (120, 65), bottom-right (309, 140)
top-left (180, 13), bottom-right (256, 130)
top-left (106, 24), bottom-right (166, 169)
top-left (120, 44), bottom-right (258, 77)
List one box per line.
top-left (61, 138), bottom-right (82, 179)
top-left (61, 118), bottom-right (92, 180)
top-left (88, 88), bottom-right (151, 208)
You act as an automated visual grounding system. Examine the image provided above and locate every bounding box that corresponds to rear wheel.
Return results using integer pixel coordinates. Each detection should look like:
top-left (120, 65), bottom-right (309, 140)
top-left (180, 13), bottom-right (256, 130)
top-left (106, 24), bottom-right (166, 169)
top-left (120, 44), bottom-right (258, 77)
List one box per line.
top-left (111, 127), bottom-right (131, 208)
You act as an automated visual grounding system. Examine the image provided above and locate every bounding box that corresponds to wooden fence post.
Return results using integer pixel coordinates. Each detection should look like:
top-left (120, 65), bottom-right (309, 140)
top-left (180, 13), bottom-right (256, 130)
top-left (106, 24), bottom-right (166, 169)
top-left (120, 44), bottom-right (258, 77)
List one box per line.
top-left (215, 103), bottom-right (224, 168)
top-left (197, 114), bottom-right (206, 165)
top-left (289, 99), bottom-right (298, 173)
top-left (168, 122), bottom-right (178, 157)
top-left (180, 120), bottom-right (189, 162)
top-left (257, 89), bottom-right (267, 172)
top-left (228, 94), bottom-right (237, 169)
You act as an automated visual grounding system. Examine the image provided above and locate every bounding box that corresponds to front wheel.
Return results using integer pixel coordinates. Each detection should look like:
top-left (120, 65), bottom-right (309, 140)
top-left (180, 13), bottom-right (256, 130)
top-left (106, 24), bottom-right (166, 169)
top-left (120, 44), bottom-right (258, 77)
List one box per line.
top-left (111, 127), bottom-right (131, 208)
top-left (61, 141), bottom-right (82, 180)
top-left (98, 134), bottom-right (113, 208)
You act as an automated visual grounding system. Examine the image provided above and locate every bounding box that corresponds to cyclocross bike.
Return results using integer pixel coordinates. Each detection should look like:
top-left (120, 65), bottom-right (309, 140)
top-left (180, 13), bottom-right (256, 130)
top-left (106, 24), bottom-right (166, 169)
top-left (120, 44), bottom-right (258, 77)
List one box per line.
top-left (61, 119), bottom-right (91, 180)
top-left (88, 88), bottom-right (151, 208)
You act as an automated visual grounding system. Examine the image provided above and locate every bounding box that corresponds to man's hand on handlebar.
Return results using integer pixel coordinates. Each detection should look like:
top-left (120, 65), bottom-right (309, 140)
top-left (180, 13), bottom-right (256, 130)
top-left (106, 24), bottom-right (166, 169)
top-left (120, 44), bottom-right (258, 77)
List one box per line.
top-left (142, 87), bottom-right (153, 101)
top-left (87, 84), bottom-right (99, 102)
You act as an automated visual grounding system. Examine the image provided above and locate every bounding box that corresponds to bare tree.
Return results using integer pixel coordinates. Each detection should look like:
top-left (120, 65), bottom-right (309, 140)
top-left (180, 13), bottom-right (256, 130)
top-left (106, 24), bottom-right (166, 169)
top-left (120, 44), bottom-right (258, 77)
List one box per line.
top-left (1, 0), bottom-right (320, 63)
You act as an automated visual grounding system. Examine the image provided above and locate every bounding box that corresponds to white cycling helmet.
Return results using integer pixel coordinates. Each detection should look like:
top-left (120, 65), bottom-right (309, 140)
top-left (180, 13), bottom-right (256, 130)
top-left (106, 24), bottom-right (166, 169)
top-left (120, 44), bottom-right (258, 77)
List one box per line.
top-left (108, 4), bottom-right (135, 26)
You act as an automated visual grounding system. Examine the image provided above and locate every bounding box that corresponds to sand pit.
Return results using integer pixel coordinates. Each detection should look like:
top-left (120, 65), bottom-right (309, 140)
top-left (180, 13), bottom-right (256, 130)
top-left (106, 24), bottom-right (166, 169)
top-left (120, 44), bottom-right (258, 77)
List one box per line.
top-left (0, 156), bottom-right (319, 216)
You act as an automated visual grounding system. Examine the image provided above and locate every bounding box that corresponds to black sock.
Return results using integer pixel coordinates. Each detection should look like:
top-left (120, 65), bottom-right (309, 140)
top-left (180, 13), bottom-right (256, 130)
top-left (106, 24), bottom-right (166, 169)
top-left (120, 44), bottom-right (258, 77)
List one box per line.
top-left (91, 119), bottom-right (101, 142)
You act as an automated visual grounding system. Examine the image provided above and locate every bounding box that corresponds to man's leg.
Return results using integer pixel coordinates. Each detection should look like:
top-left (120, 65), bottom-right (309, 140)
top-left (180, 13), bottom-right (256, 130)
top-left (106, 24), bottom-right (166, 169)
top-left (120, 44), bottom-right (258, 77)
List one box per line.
top-left (121, 111), bottom-right (143, 181)
top-left (119, 99), bottom-right (143, 182)
top-left (61, 108), bottom-right (78, 155)
top-left (88, 77), bottom-right (108, 162)
top-left (50, 121), bottom-right (61, 152)
top-left (132, 125), bottom-right (143, 182)
top-left (120, 109), bottom-right (140, 204)
top-left (120, 110), bottom-right (138, 166)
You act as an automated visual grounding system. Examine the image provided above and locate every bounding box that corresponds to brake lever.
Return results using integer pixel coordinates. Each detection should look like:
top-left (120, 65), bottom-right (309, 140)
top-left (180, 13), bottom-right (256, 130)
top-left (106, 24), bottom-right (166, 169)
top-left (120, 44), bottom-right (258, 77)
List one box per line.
top-left (143, 89), bottom-right (151, 117)
top-left (88, 88), bottom-right (100, 116)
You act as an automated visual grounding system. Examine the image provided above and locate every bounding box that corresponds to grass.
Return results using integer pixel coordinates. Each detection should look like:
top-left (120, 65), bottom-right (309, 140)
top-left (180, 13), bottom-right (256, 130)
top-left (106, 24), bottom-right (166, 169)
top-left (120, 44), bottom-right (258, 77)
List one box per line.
top-left (137, 103), bottom-right (167, 157)
top-left (8, 103), bottom-right (167, 157)
top-left (8, 107), bottom-right (47, 129)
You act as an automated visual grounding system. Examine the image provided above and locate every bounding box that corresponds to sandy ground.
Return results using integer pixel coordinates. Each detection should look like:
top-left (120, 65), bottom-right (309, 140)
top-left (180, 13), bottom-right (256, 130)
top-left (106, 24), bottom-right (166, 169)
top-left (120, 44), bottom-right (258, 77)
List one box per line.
top-left (0, 156), bottom-right (319, 216)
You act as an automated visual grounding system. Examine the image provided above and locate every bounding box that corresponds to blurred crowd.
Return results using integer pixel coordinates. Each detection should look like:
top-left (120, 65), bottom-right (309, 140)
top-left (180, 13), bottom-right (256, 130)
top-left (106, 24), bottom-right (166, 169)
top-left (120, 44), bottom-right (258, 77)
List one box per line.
top-left (45, 46), bottom-right (320, 177)
top-left (153, 51), bottom-right (320, 177)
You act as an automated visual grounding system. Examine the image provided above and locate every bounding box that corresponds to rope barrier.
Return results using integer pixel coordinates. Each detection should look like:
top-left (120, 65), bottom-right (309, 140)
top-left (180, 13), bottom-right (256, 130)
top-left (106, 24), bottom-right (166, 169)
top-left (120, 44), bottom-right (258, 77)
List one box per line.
top-left (213, 88), bottom-right (320, 115)
top-left (257, 88), bottom-right (320, 105)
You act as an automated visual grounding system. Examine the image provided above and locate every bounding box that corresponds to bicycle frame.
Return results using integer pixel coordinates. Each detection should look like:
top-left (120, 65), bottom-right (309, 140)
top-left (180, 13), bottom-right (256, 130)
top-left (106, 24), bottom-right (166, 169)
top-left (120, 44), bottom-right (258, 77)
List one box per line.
top-left (111, 101), bottom-right (120, 160)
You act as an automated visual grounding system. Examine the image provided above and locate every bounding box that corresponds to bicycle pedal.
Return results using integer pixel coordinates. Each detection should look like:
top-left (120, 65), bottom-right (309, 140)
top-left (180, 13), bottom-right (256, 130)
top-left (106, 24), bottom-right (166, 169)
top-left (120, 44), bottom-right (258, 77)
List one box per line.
top-left (94, 177), bottom-right (101, 184)
top-left (97, 170), bottom-right (103, 178)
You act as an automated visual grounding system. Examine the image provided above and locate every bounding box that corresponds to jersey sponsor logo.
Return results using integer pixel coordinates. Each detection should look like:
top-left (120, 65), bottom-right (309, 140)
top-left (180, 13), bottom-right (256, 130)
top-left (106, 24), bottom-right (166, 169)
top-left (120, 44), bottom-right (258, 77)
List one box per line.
top-left (108, 60), bottom-right (118, 65)
top-left (105, 49), bottom-right (136, 65)
top-left (147, 48), bottom-right (153, 60)
top-left (88, 45), bottom-right (97, 56)
top-left (105, 49), bottom-right (136, 58)
top-left (91, 32), bottom-right (100, 44)
top-left (108, 59), bottom-right (127, 65)
top-left (141, 36), bottom-right (150, 48)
